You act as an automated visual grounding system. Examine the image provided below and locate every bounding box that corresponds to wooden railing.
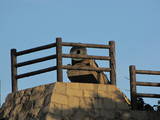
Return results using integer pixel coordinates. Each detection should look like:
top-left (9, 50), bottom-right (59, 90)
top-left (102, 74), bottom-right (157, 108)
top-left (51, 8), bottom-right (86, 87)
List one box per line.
top-left (129, 65), bottom-right (160, 109)
top-left (11, 38), bottom-right (116, 92)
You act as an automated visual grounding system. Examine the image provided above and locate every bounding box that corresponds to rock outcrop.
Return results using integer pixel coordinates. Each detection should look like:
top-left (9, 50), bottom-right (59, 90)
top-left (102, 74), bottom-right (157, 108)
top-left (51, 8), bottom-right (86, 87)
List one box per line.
top-left (0, 82), bottom-right (160, 120)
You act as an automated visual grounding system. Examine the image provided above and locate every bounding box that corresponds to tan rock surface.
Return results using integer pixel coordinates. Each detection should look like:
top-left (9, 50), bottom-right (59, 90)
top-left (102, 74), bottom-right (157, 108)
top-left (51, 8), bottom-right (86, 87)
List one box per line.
top-left (0, 82), bottom-right (160, 120)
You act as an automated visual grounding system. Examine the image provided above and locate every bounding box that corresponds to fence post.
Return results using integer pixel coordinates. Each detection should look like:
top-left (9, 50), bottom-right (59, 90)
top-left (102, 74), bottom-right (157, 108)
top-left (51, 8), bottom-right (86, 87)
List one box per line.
top-left (129, 65), bottom-right (137, 110)
top-left (109, 41), bottom-right (116, 85)
top-left (56, 38), bottom-right (63, 82)
top-left (11, 49), bottom-right (17, 92)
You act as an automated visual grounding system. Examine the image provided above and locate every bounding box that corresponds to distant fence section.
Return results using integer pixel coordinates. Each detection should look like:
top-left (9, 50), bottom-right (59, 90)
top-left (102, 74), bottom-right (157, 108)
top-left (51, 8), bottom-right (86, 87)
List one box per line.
top-left (129, 65), bottom-right (160, 109)
top-left (11, 38), bottom-right (116, 93)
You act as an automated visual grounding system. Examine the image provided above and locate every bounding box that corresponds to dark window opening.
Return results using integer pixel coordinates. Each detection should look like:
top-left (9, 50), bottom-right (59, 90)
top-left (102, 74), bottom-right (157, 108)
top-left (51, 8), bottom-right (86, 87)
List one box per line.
top-left (77, 50), bottom-right (81, 54)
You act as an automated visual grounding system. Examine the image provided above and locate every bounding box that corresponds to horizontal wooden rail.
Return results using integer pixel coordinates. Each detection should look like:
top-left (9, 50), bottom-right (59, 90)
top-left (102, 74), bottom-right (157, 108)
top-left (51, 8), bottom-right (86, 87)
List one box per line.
top-left (16, 43), bottom-right (56, 56)
top-left (16, 66), bottom-right (57, 79)
top-left (16, 54), bottom-right (57, 67)
top-left (136, 82), bottom-right (160, 87)
top-left (62, 42), bottom-right (110, 49)
top-left (130, 65), bottom-right (160, 110)
top-left (137, 93), bottom-right (160, 98)
top-left (62, 65), bottom-right (111, 72)
top-left (136, 70), bottom-right (160, 75)
top-left (11, 39), bottom-right (117, 93)
top-left (62, 54), bottom-right (111, 60)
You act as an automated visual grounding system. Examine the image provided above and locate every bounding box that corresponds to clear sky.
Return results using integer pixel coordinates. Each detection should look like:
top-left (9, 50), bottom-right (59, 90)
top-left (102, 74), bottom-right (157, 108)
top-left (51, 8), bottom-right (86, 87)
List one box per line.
top-left (1, 0), bottom-right (160, 106)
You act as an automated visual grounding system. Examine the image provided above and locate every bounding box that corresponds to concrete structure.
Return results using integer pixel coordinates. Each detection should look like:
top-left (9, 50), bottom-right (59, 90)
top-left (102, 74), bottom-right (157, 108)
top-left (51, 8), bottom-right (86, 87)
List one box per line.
top-left (68, 46), bottom-right (109, 84)
top-left (0, 82), bottom-right (160, 120)
top-left (67, 59), bottom-right (109, 84)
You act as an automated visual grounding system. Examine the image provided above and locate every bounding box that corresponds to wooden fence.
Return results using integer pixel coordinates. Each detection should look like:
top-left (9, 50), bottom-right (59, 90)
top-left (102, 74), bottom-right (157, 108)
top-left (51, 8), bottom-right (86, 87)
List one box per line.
top-left (129, 65), bottom-right (160, 109)
top-left (11, 38), bottom-right (116, 92)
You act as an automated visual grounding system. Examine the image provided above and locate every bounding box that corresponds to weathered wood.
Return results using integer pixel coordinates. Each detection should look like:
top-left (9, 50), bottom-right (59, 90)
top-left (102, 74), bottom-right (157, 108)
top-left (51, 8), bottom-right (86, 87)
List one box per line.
top-left (16, 43), bottom-right (56, 56)
top-left (129, 65), bottom-right (137, 110)
top-left (16, 54), bottom-right (57, 67)
top-left (136, 82), bottom-right (160, 87)
top-left (62, 54), bottom-right (111, 60)
top-left (11, 39), bottom-right (116, 92)
top-left (136, 70), bottom-right (160, 75)
top-left (109, 41), bottom-right (116, 85)
top-left (62, 42), bottom-right (110, 49)
top-left (62, 65), bottom-right (111, 72)
top-left (56, 38), bottom-right (63, 82)
top-left (137, 93), bottom-right (160, 98)
top-left (16, 66), bottom-right (57, 79)
top-left (11, 49), bottom-right (17, 92)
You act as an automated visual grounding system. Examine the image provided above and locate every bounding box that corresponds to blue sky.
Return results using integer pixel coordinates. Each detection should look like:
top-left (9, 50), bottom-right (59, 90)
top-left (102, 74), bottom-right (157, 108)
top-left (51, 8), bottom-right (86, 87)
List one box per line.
top-left (1, 0), bottom-right (160, 106)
